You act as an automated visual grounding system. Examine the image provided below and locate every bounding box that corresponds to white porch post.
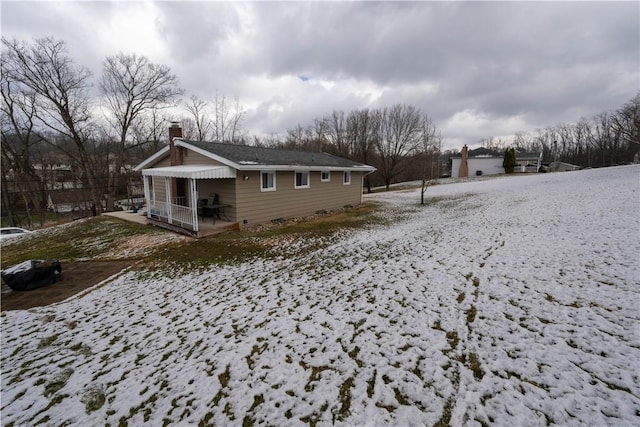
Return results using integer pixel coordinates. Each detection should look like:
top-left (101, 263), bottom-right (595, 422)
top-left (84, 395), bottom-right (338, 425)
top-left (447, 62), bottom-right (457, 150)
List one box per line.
top-left (189, 178), bottom-right (199, 232)
top-left (164, 177), bottom-right (173, 224)
top-left (142, 175), bottom-right (151, 219)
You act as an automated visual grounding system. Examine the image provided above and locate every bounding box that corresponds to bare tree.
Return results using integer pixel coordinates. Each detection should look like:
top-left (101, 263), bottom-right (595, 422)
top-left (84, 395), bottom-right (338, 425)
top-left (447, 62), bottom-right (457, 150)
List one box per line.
top-left (184, 95), bottom-right (211, 141)
top-left (573, 118), bottom-right (592, 166)
top-left (480, 136), bottom-right (507, 152)
top-left (591, 112), bottom-right (614, 166)
top-left (347, 109), bottom-right (380, 192)
top-left (100, 52), bottom-right (183, 209)
top-left (1, 37), bottom-right (102, 209)
top-left (227, 96), bottom-right (245, 144)
top-left (375, 104), bottom-right (423, 190)
top-left (612, 93), bottom-right (640, 147)
top-left (130, 108), bottom-right (171, 156)
top-left (1, 58), bottom-right (46, 226)
top-left (323, 110), bottom-right (350, 156)
top-left (284, 124), bottom-right (318, 149)
top-left (285, 105), bottom-right (437, 190)
top-left (211, 92), bottom-right (245, 143)
top-left (419, 114), bottom-right (441, 205)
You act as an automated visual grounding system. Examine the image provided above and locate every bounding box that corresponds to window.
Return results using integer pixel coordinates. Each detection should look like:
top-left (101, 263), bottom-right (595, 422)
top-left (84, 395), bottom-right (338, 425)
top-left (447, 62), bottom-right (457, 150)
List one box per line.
top-left (261, 171), bottom-right (276, 192)
top-left (295, 171), bottom-right (309, 188)
top-left (321, 171), bottom-right (330, 182)
top-left (343, 171), bottom-right (351, 185)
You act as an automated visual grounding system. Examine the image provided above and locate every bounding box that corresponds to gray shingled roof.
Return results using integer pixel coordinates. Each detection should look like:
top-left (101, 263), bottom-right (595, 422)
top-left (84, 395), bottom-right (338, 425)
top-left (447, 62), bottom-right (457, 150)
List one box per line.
top-left (186, 140), bottom-right (371, 169)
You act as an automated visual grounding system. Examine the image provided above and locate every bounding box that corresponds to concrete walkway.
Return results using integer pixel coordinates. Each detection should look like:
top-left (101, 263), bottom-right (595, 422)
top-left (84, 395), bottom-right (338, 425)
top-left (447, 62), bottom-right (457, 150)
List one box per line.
top-left (102, 210), bottom-right (149, 225)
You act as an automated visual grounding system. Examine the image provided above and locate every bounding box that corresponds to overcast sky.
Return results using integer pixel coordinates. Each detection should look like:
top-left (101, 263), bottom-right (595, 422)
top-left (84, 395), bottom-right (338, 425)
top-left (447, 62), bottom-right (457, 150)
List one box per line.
top-left (2, 1), bottom-right (638, 149)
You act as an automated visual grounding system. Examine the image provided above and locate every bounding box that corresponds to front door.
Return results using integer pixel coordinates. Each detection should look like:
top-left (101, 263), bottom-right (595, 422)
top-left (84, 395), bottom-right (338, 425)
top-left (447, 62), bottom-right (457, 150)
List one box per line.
top-left (176, 178), bottom-right (187, 205)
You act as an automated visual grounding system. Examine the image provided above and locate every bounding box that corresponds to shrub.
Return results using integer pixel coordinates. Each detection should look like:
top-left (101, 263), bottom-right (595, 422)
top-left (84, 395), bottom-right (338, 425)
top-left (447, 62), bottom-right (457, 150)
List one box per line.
top-left (503, 147), bottom-right (517, 173)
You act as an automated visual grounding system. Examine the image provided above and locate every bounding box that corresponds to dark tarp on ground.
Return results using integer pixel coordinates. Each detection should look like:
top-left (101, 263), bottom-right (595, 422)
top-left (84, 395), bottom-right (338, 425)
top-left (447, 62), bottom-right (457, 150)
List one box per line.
top-left (1, 260), bottom-right (62, 291)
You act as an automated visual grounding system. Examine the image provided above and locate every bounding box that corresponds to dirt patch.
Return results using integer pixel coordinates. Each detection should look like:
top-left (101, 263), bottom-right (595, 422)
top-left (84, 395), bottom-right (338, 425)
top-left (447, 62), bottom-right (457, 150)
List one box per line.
top-left (98, 230), bottom-right (191, 259)
top-left (1, 260), bottom-right (132, 311)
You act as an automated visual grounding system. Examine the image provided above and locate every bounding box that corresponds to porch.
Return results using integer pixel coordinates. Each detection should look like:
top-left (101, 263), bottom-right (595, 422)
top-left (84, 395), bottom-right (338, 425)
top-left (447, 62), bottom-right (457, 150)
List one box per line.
top-left (140, 165), bottom-right (238, 237)
top-left (104, 208), bottom-right (238, 238)
top-left (146, 199), bottom-right (237, 237)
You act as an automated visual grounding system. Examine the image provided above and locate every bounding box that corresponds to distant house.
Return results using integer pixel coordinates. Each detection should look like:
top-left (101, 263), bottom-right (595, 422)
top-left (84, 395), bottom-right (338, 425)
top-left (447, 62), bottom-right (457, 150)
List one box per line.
top-left (47, 189), bottom-right (95, 213)
top-left (34, 163), bottom-right (79, 190)
top-left (451, 148), bottom-right (542, 178)
top-left (133, 124), bottom-right (375, 236)
top-left (548, 161), bottom-right (581, 172)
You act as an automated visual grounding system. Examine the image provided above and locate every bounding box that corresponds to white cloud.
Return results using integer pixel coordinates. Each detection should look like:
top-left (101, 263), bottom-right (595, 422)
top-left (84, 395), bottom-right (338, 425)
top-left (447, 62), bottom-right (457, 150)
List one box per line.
top-left (96, 2), bottom-right (168, 63)
top-left (442, 109), bottom-right (530, 149)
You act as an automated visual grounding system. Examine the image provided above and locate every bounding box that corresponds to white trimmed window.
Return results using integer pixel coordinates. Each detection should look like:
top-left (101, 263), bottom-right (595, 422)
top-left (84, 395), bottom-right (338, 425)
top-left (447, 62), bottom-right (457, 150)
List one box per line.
top-left (295, 171), bottom-right (310, 189)
top-left (261, 171), bottom-right (276, 192)
top-left (343, 171), bottom-right (351, 185)
top-left (321, 171), bottom-right (331, 182)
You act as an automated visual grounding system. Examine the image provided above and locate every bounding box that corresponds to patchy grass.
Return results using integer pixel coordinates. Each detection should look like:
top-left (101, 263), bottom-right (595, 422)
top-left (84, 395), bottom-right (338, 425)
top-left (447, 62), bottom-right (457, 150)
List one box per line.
top-left (38, 334), bottom-right (59, 348)
top-left (445, 331), bottom-right (459, 351)
top-left (218, 365), bottom-right (231, 388)
top-left (255, 202), bottom-right (381, 237)
top-left (466, 305), bottom-right (477, 324)
top-left (44, 369), bottom-right (74, 397)
top-left (366, 370), bottom-right (377, 399)
top-left (142, 203), bottom-right (383, 273)
top-left (336, 377), bottom-right (354, 421)
top-left (467, 352), bottom-right (485, 380)
top-left (2, 203), bottom-right (382, 276)
top-left (82, 385), bottom-right (106, 413)
top-left (434, 398), bottom-right (454, 427)
top-left (0, 217), bottom-right (161, 267)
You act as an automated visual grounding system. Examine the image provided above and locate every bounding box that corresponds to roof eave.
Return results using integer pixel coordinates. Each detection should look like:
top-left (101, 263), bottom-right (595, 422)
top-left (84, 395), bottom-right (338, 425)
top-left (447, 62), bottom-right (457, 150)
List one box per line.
top-left (175, 140), bottom-right (243, 169)
top-left (134, 146), bottom-right (170, 171)
top-left (140, 165), bottom-right (237, 179)
top-left (235, 165), bottom-right (376, 172)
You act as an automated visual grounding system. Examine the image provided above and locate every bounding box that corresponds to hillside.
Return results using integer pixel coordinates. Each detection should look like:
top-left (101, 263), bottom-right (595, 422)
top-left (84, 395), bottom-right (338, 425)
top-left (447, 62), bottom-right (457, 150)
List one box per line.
top-left (1, 166), bottom-right (639, 426)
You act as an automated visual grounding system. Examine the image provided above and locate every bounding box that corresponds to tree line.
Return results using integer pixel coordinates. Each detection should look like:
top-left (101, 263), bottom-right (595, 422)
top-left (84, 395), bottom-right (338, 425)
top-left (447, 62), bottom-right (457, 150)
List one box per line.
top-left (1, 37), bottom-right (444, 227)
top-left (478, 94), bottom-right (639, 168)
top-left (2, 36), bottom-right (638, 228)
top-left (1, 37), bottom-right (250, 226)
top-left (261, 105), bottom-right (442, 192)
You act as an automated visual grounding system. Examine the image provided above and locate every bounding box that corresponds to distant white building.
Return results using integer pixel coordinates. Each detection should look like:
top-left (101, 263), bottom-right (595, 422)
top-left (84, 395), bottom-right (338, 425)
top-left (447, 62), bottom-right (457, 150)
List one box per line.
top-left (451, 150), bottom-right (542, 178)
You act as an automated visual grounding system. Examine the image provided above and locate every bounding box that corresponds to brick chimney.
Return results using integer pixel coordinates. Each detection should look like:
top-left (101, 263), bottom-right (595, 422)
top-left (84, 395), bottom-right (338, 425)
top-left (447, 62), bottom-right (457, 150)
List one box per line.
top-left (169, 122), bottom-right (183, 166)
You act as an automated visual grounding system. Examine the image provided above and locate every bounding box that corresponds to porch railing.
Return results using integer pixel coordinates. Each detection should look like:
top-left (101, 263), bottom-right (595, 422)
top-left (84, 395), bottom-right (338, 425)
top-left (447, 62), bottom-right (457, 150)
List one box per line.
top-left (147, 200), bottom-right (196, 230)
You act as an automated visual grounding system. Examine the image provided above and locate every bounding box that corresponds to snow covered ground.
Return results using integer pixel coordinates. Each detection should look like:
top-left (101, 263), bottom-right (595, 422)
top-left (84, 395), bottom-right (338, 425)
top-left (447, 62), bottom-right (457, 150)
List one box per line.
top-left (2, 166), bottom-right (639, 426)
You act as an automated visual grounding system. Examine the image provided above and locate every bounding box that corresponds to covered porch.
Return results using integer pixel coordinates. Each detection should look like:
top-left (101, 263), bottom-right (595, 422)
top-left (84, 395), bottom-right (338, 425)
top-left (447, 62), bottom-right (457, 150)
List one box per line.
top-left (141, 165), bottom-right (238, 237)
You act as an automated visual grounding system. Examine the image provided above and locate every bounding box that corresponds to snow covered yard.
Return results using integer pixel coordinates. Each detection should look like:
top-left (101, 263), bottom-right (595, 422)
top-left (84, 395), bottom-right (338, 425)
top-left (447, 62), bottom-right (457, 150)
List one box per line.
top-left (2, 166), bottom-right (639, 426)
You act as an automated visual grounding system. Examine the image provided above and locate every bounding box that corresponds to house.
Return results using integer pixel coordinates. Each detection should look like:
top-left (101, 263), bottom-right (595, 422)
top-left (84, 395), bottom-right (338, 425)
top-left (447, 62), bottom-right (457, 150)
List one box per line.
top-left (47, 189), bottom-right (96, 213)
top-left (133, 124), bottom-right (376, 236)
top-left (451, 148), bottom-right (542, 178)
top-left (34, 163), bottom-right (79, 190)
top-left (548, 161), bottom-right (581, 172)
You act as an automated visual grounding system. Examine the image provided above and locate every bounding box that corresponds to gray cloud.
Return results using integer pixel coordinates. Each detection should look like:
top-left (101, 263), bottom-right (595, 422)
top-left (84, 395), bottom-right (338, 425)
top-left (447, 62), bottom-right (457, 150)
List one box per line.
top-left (2, 1), bottom-right (638, 148)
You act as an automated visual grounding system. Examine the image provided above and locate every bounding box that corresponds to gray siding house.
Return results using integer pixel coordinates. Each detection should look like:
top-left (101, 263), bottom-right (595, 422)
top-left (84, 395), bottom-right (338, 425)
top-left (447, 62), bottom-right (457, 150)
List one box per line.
top-left (134, 124), bottom-right (375, 236)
